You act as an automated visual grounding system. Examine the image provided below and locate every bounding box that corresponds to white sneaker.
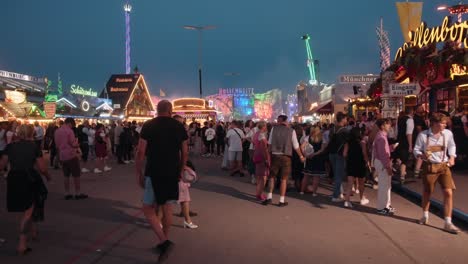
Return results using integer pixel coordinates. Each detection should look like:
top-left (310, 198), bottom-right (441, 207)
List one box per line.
top-left (94, 168), bottom-right (103, 174)
top-left (360, 198), bottom-right (370, 205)
top-left (123, 160), bottom-right (130, 164)
top-left (331, 197), bottom-right (343, 203)
top-left (344, 201), bottom-right (353, 208)
top-left (104, 166), bottom-right (112, 172)
top-left (251, 175), bottom-right (256, 184)
top-left (81, 168), bottom-right (90, 173)
top-left (312, 192), bottom-right (318, 197)
top-left (184, 221), bottom-right (198, 229)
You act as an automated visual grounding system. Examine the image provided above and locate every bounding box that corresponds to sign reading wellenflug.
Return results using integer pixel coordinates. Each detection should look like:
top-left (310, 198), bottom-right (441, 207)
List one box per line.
top-left (389, 83), bottom-right (420, 96)
top-left (339, 75), bottom-right (379, 84)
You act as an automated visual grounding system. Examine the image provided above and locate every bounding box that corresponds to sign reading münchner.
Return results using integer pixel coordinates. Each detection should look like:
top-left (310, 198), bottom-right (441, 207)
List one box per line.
top-left (339, 75), bottom-right (379, 84)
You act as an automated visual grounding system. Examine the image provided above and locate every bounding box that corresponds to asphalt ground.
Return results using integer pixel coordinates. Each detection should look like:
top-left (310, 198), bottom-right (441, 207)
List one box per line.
top-left (0, 153), bottom-right (467, 264)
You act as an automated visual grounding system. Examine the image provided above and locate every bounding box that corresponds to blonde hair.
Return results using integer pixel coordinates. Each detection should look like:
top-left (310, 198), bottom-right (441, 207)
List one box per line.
top-left (17, 124), bottom-right (34, 140)
top-left (310, 126), bottom-right (322, 143)
top-left (256, 121), bottom-right (267, 130)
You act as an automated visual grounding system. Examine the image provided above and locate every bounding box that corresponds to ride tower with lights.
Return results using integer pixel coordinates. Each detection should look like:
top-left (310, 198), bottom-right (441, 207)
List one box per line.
top-left (301, 34), bottom-right (318, 86)
top-left (124, 2), bottom-right (132, 74)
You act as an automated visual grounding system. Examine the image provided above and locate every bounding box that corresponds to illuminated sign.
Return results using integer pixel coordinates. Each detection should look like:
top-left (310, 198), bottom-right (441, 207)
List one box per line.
top-left (218, 88), bottom-right (254, 95)
top-left (116, 78), bottom-right (133, 83)
top-left (110, 87), bottom-right (129, 92)
top-left (43, 102), bottom-right (56, 118)
top-left (389, 83), bottom-right (420, 96)
top-left (4, 90), bottom-right (26, 104)
top-left (450, 64), bottom-right (468, 80)
top-left (81, 100), bottom-right (90, 112)
top-left (173, 98), bottom-right (205, 109)
top-left (70, 84), bottom-right (97, 97)
top-left (339, 75), bottom-right (378, 84)
top-left (0, 70), bottom-right (45, 83)
top-left (395, 16), bottom-right (468, 59)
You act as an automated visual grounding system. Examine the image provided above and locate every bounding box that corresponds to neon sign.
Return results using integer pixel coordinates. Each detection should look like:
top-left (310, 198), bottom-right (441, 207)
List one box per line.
top-left (116, 78), bottom-right (133, 83)
top-left (395, 16), bottom-right (468, 59)
top-left (70, 84), bottom-right (97, 97)
top-left (450, 64), bottom-right (468, 80)
top-left (110, 87), bottom-right (129, 92)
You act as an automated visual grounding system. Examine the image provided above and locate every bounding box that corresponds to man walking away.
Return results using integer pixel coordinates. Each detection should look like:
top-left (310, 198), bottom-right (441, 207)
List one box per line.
top-left (263, 115), bottom-right (305, 207)
top-left (54, 118), bottom-right (88, 200)
top-left (136, 100), bottom-right (188, 262)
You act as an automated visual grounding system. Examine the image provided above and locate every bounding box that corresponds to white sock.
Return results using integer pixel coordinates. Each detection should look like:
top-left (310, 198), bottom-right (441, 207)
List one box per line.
top-left (445, 217), bottom-right (452, 224)
top-left (279, 196), bottom-right (285, 203)
top-left (267, 193), bottom-right (273, 200)
top-left (423, 211), bottom-right (429, 219)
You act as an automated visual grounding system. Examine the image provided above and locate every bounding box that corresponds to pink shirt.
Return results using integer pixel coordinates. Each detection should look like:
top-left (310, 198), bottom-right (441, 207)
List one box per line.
top-left (373, 130), bottom-right (391, 168)
top-left (55, 126), bottom-right (77, 161)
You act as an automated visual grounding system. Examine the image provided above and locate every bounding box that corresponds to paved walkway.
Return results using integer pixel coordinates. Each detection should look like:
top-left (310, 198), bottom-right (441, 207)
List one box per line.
top-left (402, 170), bottom-right (468, 214)
top-left (0, 154), bottom-right (467, 264)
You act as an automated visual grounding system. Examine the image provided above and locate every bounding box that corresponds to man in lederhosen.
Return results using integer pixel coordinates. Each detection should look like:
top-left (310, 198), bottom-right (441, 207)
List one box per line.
top-left (414, 113), bottom-right (460, 234)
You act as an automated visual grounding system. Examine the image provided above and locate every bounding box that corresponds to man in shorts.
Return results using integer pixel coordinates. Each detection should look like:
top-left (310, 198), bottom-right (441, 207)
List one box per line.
top-left (263, 115), bottom-right (305, 207)
top-left (414, 113), bottom-right (460, 234)
top-left (54, 118), bottom-right (88, 200)
top-left (136, 100), bottom-right (188, 262)
top-left (226, 121), bottom-right (245, 176)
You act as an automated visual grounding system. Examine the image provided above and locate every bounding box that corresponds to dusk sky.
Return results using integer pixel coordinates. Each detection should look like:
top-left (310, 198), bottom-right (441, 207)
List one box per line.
top-left (1, 1), bottom-right (451, 97)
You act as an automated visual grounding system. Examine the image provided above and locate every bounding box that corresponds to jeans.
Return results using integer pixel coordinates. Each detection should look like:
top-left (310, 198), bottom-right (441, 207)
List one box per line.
top-left (329, 153), bottom-right (345, 199)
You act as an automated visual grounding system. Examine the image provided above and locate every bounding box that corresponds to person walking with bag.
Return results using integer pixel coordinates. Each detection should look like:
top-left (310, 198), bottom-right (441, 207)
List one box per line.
top-left (414, 113), bottom-right (460, 234)
top-left (0, 124), bottom-right (50, 255)
top-left (136, 100), bottom-right (188, 262)
top-left (252, 121), bottom-right (270, 201)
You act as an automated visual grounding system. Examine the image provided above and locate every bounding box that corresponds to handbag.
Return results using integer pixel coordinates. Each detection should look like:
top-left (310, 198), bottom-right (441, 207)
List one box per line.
top-left (182, 166), bottom-right (198, 184)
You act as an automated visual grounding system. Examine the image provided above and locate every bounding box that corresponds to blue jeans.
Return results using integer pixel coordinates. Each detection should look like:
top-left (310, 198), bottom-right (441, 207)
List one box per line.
top-left (329, 153), bottom-right (345, 199)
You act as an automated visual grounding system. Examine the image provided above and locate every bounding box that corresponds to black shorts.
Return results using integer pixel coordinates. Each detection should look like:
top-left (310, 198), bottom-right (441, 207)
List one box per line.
top-left (62, 157), bottom-right (81, 178)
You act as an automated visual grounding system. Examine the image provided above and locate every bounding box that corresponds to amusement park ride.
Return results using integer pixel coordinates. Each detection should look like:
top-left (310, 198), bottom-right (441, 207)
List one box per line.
top-left (301, 34), bottom-right (319, 86)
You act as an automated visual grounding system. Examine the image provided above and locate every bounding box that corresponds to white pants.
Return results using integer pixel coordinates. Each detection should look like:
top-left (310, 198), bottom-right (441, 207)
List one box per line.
top-left (375, 159), bottom-right (392, 210)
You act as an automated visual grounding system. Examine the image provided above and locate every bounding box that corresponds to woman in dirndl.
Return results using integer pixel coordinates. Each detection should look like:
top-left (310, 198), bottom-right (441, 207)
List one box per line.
top-left (301, 126), bottom-right (327, 196)
top-left (0, 124), bottom-right (50, 255)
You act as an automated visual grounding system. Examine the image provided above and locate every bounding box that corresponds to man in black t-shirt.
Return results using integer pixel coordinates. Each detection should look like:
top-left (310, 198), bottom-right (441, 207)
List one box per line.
top-left (135, 100), bottom-right (188, 262)
top-left (328, 112), bottom-right (349, 202)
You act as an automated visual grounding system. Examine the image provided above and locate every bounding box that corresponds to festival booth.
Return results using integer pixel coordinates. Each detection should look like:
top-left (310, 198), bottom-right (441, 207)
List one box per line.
top-left (172, 98), bottom-right (217, 123)
top-left (0, 90), bottom-right (52, 123)
top-left (103, 74), bottom-right (155, 121)
top-left (370, 16), bottom-right (468, 114)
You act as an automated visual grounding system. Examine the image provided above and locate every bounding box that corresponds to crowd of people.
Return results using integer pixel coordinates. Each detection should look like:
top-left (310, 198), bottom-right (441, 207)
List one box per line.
top-left (1, 101), bottom-right (466, 261)
top-left (184, 105), bottom-right (466, 236)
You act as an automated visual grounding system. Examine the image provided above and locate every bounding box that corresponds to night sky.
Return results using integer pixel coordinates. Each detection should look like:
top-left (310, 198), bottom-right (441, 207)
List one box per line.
top-left (1, 1), bottom-right (451, 97)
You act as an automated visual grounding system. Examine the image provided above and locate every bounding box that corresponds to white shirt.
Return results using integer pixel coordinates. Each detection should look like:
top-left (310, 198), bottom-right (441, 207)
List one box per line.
top-left (205, 128), bottom-right (216, 141)
top-left (246, 127), bottom-right (259, 150)
top-left (84, 127), bottom-right (96, 145)
top-left (34, 126), bottom-right (44, 140)
top-left (268, 127), bottom-right (300, 155)
top-left (414, 129), bottom-right (456, 163)
top-left (226, 128), bottom-right (245, 151)
top-left (406, 117), bottom-right (414, 135)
